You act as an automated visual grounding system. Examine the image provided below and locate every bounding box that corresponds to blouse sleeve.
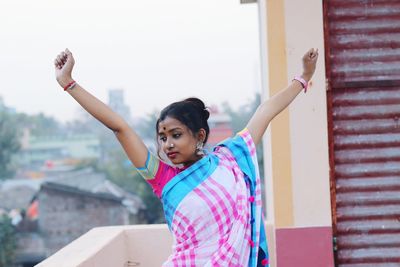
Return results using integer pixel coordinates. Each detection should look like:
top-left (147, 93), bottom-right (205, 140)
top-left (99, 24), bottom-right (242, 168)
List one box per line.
top-left (136, 151), bottom-right (178, 198)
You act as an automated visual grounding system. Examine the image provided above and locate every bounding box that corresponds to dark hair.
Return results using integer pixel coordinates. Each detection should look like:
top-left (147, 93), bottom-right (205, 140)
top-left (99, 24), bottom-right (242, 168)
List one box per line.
top-left (156, 97), bottom-right (210, 144)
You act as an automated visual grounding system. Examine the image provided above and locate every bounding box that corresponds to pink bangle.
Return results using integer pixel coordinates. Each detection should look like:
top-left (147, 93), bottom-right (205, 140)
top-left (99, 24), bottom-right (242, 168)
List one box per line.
top-left (293, 76), bottom-right (308, 93)
top-left (63, 80), bottom-right (76, 91)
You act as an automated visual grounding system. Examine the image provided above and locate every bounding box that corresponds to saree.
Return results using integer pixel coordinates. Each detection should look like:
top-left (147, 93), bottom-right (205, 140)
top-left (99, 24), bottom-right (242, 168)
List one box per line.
top-left (138, 129), bottom-right (269, 266)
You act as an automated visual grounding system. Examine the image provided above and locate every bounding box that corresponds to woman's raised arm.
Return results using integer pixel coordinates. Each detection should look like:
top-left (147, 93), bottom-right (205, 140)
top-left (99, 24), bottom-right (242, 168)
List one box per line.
top-left (54, 49), bottom-right (148, 168)
top-left (246, 48), bottom-right (319, 145)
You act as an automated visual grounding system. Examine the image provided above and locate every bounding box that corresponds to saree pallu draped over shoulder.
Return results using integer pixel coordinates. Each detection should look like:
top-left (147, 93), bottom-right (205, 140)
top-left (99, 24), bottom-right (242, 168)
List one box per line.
top-left (160, 129), bottom-right (269, 267)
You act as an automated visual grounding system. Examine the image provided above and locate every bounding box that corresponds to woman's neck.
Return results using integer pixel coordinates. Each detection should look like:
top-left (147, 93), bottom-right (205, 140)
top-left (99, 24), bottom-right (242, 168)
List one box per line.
top-left (182, 154), bottom-right (204, 168)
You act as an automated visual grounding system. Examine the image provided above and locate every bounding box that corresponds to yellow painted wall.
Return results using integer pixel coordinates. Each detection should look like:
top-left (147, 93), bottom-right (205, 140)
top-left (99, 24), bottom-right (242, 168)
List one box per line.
top-left (265, 0), bottom-right (294, 229)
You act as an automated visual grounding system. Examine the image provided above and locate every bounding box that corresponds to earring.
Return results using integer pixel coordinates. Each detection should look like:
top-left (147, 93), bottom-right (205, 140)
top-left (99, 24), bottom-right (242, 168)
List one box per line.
top-left (196, 142), bottom-right (205, 157)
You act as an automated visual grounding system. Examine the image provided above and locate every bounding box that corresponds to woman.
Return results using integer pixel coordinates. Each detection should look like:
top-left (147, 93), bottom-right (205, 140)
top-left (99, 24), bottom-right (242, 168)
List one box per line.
top-left (54, 47), bottom-right (318, 266)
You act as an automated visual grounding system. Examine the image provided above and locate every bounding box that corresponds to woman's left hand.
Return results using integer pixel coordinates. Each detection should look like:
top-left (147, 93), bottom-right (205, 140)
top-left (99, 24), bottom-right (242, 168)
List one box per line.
top-left (54, 48), bottom-right (75, 88)
top-left (302, 48), bottom-right (319, 82)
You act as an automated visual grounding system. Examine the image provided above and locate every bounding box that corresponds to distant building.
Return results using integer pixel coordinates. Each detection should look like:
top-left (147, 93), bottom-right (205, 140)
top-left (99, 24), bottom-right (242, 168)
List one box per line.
top-left (207, 107), bottom-right (233, 147)
top-left (39, 182), bottom-right (129, 255)
top-left (8, 169), bottom-right (146, 266)
top-left (0, 179), bottom-right (40, 211)
top-left (17, 129), bottom-right (101, 172)
top-left (108, 89), bottom-right (132, 122)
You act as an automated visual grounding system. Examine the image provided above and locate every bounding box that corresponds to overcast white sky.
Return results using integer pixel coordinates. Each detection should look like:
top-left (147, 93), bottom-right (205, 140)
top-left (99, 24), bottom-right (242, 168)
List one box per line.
top-left (0, 0), bottom-right (261, 123)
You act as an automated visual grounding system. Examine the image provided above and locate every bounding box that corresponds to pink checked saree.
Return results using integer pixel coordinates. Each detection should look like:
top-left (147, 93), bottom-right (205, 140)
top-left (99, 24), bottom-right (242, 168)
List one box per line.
top-left (137, 129), bottom-right (269, 266)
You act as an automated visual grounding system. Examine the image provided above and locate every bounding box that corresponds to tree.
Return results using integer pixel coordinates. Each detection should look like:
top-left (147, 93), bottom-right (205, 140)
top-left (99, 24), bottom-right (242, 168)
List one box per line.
top-left (136, 111), bottom-right (159, 142)
top-left (0, 215), bottom-right (17, 267)
top-left (222, 93), bottom-right (264, 176)
top-left (0, 111), bottom-right (63, 178)
top-left (0, 112), bottom-right (20, 179)
top-left (100, 149), bottom-right (165, 224)
top-left (222, 93), bottom-right (261, 132)
top-left (15, 112), bottom-right (61, 136)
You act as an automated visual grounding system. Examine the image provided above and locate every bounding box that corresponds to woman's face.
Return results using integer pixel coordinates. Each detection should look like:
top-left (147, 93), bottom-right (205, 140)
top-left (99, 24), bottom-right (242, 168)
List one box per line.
top-left (158, 116), bottom-right (202, 166)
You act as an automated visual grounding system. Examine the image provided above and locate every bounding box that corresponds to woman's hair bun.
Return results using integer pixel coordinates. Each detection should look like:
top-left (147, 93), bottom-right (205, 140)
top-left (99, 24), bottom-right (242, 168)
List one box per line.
top-left (184, 97), bottom-right (210, 121)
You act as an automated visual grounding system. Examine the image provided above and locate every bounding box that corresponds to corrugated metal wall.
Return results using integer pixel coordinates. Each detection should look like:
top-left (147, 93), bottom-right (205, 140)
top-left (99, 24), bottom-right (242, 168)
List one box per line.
top-left (324, 0), bottom-right (400, 265)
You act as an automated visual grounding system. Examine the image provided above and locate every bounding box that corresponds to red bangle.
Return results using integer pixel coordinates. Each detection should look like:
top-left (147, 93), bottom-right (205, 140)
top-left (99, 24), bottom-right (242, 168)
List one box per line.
top-left (293, 76), bottom-right (308, 93)
top-left (63, 80), bottom-right (76, 91)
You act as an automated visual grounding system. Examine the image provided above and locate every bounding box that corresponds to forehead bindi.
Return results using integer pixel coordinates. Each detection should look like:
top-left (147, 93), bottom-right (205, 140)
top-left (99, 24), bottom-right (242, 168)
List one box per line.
top-left (158, 117), bottom-right (185, 134)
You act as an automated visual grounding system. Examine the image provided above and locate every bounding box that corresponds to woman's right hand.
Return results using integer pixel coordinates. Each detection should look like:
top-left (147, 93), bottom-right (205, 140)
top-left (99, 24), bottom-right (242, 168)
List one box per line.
top-left (54, 48), bottom-right (75, 88)
top-left (301, 48), bottom-right (319, 82)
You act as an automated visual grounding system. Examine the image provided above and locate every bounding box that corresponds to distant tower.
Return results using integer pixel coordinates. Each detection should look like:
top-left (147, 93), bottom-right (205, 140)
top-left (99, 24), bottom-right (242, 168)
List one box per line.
top-left (108, 89), bottom-right (132, 122)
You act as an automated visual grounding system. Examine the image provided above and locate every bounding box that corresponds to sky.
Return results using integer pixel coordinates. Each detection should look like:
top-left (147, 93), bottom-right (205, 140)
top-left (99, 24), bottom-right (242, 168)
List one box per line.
top-left (0, 0), bottom-right (261, 123)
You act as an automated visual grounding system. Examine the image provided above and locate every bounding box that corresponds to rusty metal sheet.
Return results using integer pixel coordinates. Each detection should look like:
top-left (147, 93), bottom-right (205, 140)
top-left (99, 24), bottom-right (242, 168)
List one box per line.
top-left (327, 0), bottom-right (400, 86)
top-left (325, 0), bottom-right (400, 265)
top-left (331, 87), bottom-right (400, 265)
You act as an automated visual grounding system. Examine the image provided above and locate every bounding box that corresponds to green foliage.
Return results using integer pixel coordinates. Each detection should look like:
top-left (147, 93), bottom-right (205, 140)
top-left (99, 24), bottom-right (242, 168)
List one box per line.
top-left (135, 111), bottom-right (159, 141)
top-left (222, 93), bottom-right (261, 133)
top-left (0, 216), bottom-right (17, 267)
top-left (99, 149), bottom-right (165, 224)
top-left (1, 110), bottom-right (68, 178)
top-left (15, 112), bottom-right (61, 136)
top-left (222, 93), bottom-right (265, 176)
top-left (0, 112), bottom-right (21, 179)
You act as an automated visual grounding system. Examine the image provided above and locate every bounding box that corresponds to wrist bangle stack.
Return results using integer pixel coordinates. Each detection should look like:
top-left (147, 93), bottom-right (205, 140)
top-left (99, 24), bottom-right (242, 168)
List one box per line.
top-left (63, 80), bottom-right (77, 91)
top-left (292, 76), bottom-right (308, 93)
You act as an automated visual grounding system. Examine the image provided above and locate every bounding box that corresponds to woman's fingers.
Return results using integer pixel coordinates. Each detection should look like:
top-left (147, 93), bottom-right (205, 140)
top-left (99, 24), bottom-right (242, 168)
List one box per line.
top-left (61, 51), bottom-right (68, 63)
top-left (304, 48), bottom-right (314, 61)
top-left (55, 51), bottom-right (68, 69)
top-left (312, 50), bottom-right (319, 63)
top-left (308, 48), bottom-right (314, 57)
top-left (307, 48), bottom-right (318, 59)
top-left (304, 48), bottom-right (319, 64)
top-left (55, 56), bottom-right (62, 68)
top-left (312, 48), bottom-right (319, 59)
